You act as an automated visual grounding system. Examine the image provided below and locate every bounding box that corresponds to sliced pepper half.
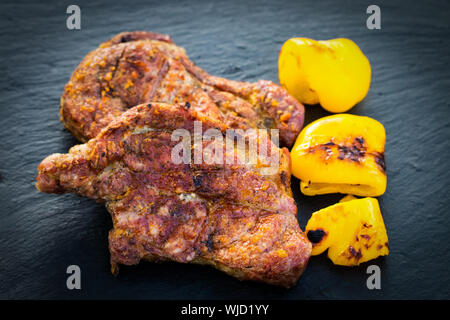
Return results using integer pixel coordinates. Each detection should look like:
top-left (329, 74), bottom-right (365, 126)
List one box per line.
top-left (291, 114), bottom-right (386, 197)
top-left (305, 196), bottom-right (389, 266)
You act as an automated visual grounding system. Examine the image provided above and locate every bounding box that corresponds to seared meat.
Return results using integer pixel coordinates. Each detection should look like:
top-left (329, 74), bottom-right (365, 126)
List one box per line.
top-left (37, 103), bottom-right (311, 287)
top-left (61, 31), bottom-right (304, 147)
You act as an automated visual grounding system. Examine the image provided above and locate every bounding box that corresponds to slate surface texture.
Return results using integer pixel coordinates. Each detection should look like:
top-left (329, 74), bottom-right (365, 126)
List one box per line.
top-left (0, 0), bottom-right (449, 299)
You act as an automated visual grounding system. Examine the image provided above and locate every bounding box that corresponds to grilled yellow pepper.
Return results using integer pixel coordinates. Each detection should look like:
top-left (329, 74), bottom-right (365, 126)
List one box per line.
top-left (278, 38), bottom-right (371, 113)
top-left (339, 194), bottom-right (357, 203)
top-left (306, 196), bottom-right (389, 266)
top-left (291, 114), bottom-right (386, 197)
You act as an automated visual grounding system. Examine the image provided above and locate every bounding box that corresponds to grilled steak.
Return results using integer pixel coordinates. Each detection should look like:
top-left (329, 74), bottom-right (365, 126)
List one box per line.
top-left (37, 103), bottom-right (311, 287)
top-left (61, 31), bottom-right (305, 147)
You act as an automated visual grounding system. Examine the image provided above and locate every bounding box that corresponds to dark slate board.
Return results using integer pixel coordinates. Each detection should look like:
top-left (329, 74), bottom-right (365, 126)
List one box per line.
top-left (0, 0), bottom-right (449, 299)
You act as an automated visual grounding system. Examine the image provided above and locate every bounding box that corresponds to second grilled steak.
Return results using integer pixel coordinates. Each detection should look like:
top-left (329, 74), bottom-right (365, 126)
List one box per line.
top-left (61, 31), bottom-right (305, 147)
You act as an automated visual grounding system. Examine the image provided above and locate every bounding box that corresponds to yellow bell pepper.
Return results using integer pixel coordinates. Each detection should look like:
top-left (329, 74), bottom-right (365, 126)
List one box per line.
top-left (339, 194), bottom-right (357, 203)
top-left (305, 196), bottom-right (389, 266)
top-left (291, 114), bottom-right (386, 197)
top-left (278, 37), bottom-right (371, 113)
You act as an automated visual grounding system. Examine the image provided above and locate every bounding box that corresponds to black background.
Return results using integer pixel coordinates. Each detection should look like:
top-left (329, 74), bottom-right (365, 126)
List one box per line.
top-left (0, 0), bottom-right (449, 299)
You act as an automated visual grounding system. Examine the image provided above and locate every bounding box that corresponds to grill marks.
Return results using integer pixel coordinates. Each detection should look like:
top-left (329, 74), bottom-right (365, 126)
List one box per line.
top-left (307, 136), bottom-right (386, 174)
top-left (347, 246), bottom-right (363, 262)
top-left (374, 152), bottom-right (386, 173)
top-left (337, 137), bottom-right (366, 163)
top-left (142, 56), bottom-right (171, 103)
